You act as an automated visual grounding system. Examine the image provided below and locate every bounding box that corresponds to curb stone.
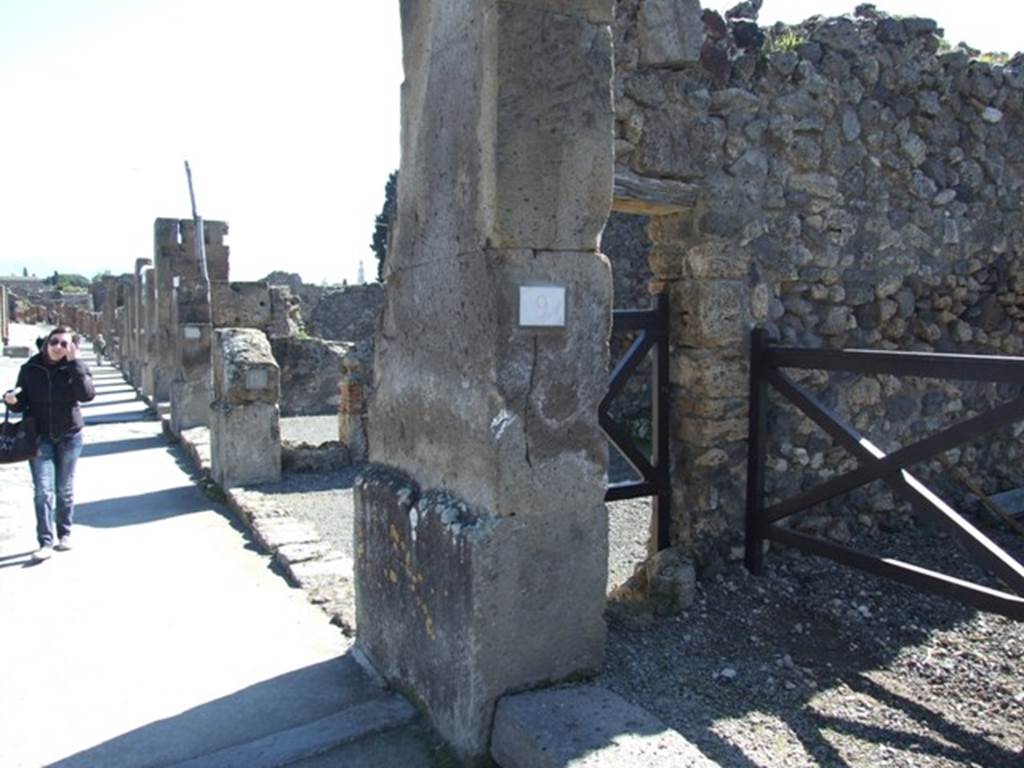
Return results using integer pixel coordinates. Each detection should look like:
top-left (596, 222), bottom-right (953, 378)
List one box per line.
top-left (164, 414), bottom-right (357, 636)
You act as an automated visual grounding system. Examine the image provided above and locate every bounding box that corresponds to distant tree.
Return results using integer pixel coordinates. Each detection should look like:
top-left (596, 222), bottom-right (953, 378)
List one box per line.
top-left (92, 270), bottom-right (112, 282)
top-left (22, 267), bottom-right (28, 277)
top-left (370, 170), bottom-right (398, 282)
top-left (46, 273), bottom-right (91, 292)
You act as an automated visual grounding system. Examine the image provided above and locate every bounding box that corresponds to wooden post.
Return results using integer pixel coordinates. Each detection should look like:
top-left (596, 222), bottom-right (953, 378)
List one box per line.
top-left (745, 327), bottom-right (770, 574)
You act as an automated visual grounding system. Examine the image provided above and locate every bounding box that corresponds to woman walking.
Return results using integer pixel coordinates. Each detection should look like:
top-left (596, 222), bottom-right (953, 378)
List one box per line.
top-left (3, 326), bottom-right (95, 562)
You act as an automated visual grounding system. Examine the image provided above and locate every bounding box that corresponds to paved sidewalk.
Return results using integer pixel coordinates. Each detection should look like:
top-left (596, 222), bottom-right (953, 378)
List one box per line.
top-left (0, 325), bottom-right (436, 767)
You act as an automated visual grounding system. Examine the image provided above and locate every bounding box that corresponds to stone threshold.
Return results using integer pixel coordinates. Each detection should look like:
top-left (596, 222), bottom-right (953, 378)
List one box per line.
top-left (161, 414), bottom-right (357, 636)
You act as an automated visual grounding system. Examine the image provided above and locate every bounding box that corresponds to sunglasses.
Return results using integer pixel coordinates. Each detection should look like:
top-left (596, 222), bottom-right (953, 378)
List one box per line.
top-left (48, 339), bottom-right (70, 348)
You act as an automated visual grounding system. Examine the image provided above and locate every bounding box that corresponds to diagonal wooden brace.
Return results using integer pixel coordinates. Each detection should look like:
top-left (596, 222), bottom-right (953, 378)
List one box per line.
top-left (767, 369), bottom-right (1024, 596)
top-left (766, 394), bottom-right (1024, 523)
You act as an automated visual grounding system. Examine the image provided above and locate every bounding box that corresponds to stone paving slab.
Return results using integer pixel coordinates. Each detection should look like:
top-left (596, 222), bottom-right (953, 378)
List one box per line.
top-left (491, 684), bottom-right (715, 768)
top-left (171, 695), bottom-right (418, 768)
top-left (252, 517), bottom-right (322, 550)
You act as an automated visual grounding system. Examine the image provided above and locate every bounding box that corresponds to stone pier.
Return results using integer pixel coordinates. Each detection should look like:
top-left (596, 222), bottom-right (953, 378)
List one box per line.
top-left (167, 219), bottom-right (230, 435)
top-left (1, 284), bottom-right (9, 346)
top-left (354, 1), bottom-right (615, 762)
top-left (129, 258), bottom-right (151, 386)
top-left (100, 275), bottom-right (118, 339)
top-left (210, 328), bottom-right (281, 488)
top-left (141, 266), bottom-right (159, 401)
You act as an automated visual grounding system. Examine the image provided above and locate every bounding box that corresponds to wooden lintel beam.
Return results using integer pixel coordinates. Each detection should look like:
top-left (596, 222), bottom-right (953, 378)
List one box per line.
top-left (612, 170), bottom-right (699, 216)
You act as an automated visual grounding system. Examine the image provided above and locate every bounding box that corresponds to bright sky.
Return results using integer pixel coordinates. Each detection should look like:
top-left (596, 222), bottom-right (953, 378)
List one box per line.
top-left (0, 1), bottom-right (1019, 286)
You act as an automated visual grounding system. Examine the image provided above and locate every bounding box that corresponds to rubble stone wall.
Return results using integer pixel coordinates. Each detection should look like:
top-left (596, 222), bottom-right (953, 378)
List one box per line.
top-left (270, 336), bottom-right (355, 417)
top-left (613, 2), bottom-right (1024, 570)
top-left (305, 283), bottom-right (384, 342)
top-left (211, 281), bottom-right (273, 330)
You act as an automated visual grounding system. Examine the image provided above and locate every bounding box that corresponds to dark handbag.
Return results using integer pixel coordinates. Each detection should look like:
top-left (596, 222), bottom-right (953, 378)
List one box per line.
top-left (0, 407), bottom-right (38, 464)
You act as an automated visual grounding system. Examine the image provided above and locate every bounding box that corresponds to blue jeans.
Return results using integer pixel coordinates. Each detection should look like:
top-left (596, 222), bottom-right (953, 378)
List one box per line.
top-left (29, 431), bottom-right (84, 547)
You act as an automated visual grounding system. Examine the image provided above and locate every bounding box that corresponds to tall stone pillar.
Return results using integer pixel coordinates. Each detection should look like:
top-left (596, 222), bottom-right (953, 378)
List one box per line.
top-left (1, 285), bottom-right (9, 346)
top-left (129, 258), bottom-right (151, 386)
top-left (101, 276), bottom-right (118, 338)
top-left (141, 266), bottom-right (159, 401)
top-left (168, 219), bottom-right (230, 435)
top-left (123, 283), bottom-right (136, 378)
top-left (354, 2), bottom-right (615, 762)
top-left (210, 328), bottom-right (281, 488)
top-left (113, 275), bottom-right (132, 367)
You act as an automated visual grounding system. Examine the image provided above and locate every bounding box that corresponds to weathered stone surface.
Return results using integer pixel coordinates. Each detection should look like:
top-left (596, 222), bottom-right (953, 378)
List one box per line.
top-left (166, 219), bottom-right (229, 435)
top-left (491, 684), bottom-right (715, 768)
top-left (358, 2), bottom-right (615, 762)
top-left (355, 469), bottom-right (607, 763)
top-left (141, 266), bottom-right (160, 401)
top-left (638, 0), bottom-right (704, 68)
top-left (393, 1), bottom-right (613, 259)
top-left (209, 401), bottom-right (281, 489)
top-left (271, 336), bottom-right (350, 416)
top-left (209, 328), bottom-right (281, 489)
top-left (275, 540), bottom-right (333, 566)
top-left (306, 284), bottom-right (383, 342)
top-left (211, 281), bottom-right (272, 330)
top-left (370, 249), bottom-right (611, 513)
top-left (672, 280), bottom-right (750, 348)
top-left (252, 518), bottom-right (321, 551)
top-left (212, 328), bottom-right (279, 406)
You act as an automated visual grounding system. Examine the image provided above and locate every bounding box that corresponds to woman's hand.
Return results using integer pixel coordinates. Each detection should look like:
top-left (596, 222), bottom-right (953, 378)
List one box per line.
top-left (3, 388), bottom-right (19, 406)
top-left (65, 342), bottom-right (77, 362)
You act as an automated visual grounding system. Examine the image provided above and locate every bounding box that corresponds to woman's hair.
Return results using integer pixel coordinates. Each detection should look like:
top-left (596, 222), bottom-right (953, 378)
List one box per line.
top-left (47, 326), bottom-right (74, 342)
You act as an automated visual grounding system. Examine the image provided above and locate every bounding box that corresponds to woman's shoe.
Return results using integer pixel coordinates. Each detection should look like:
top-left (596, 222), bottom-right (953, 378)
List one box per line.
top-left (31, 547), bottom-right (53, 562)
top-left (55, 537), bottom-right (72, 552)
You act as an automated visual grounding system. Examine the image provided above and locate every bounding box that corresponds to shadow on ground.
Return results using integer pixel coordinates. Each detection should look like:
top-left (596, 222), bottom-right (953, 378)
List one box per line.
top-left (601, 519), bottom-right (1024, 767)
top-left (76, 487), bottom-right (211, 527)
top-left (81, 435), bottom-right (168, 458)
top-left (47, 656), bottom-right (393, 768)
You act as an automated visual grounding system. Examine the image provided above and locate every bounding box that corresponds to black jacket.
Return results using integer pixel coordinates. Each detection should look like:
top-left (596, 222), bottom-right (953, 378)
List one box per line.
top-left (10, 354), bottom-right (96, 439)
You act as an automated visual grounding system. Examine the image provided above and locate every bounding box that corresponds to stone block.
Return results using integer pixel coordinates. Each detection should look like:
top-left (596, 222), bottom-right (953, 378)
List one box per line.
top-left (271, 336), bottom-right (350, 417)
top-left (491, 684), bottom-right (714, 768)
top-left (671, 280), bottom-right (751, 348)
top-left (306, 284), bottom-right (384, 342)
top-left (671, 349), bottom-right (747, 397)
top-left (169, 377), bottom-right (212, 435)
top-left (212, 328), bottom-right (280, 406)
top-left (3, 346), bottom-right (30, 358)
top-left (209, 401), bottom-right (281, 488)
top-left (141, 362), bottom-right (157, 403)
top-left (392, 1), bottom-right (612, 262)
top-left (211, 281), bottom-right (273, 330)
top-left (354, 467), bottom-right (607, 763)
top-left (338, 378), bottom-right (369, 460)
top-left (253, 518), bottom-right (321, 551)
top-left (369, 249), bottom-right (611, 518)
top-left (638, 0), bottom-right (703, 68)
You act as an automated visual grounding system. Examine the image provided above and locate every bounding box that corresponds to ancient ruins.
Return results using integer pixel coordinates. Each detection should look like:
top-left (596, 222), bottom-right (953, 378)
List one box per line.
top-left (3, 1), bottom-right (1023, 764)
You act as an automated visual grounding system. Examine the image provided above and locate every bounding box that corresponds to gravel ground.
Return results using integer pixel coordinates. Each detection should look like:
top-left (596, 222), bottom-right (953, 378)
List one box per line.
top-left (239, 434), bottom-right (1022, 767)
top-left (599, 519), bottom-right (1024, 767)
top-left (249, 465), bottom-right (362, 560)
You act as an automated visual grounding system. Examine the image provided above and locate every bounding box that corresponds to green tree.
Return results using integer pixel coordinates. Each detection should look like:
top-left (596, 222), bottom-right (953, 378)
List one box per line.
top-left (47, 273), bottom-right (91, 292)
top-left (370, 170), bottom-right (398, 282)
